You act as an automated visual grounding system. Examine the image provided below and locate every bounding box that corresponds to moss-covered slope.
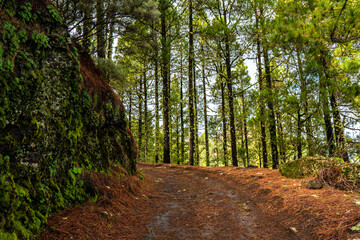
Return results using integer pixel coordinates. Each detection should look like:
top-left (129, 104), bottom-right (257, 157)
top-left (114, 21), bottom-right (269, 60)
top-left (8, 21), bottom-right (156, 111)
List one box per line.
top-left (0, 0), bottom-right (137, 238)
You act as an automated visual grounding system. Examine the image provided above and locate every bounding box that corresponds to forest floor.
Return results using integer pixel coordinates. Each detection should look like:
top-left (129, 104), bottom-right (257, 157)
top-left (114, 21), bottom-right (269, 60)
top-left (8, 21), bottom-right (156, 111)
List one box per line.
top-left (39, 162), bottom-right (360, 240)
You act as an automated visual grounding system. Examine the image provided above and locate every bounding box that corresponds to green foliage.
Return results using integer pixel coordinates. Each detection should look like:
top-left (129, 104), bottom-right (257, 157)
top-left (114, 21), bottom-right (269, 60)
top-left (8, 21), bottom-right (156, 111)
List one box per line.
top-left (46, 5), bottom-right (63, 23)
top-left (31, 30), bottom-right (49, 48)
top-left (351, 222), bottom-right (360, 231)
top-left (18, 2), bottom-right (32, 22)
top-left (0, 0), bottom-right (137, 239)
top-left (96, 58), bottom-right (126, 84)
top-left (280, 157), bottom-right (360, 184)
top-left (72, 167), bottom-right (82, 174)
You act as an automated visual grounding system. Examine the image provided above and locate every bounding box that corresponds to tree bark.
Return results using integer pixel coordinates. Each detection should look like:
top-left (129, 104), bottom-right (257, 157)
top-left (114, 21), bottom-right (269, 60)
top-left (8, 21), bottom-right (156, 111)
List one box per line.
top-left (107, 16), bottom-right (115, 59)
top-left (241, 92), bottom-right (249, 167)
top-left (297, 109), bottom-right (302, 159)
top-left (296, 46), bottom-right (313, 157)
top-left (194, 59), bottom-right (200, 165)
top-left (330, 91), bottom-right (349, 162)
top-left (96, 0), bottom-right (106, 58)
top-left (263, 48), bottom-right (279, 169)
top-left (82, 4), bottom-right (92, 51)
top-left (154, 55), bottom-right (160, 163)
top-left (255, 6), bottom-right (268, 168)
top-left (160, 0), bottom-right (170, 163)
top-left (319, 50), bottom-right (336, 156)
top-left (138, 76), bottom-right (143, 160)
top-left (180, 48), bottom-right (185, 165)
top-left (202, 45), bottom-right (210, 167)
top-left (144, 67), bottom-right (148, 160)
top-left (188, 0), bottom-right (195, 166)
top-left (223, 9), bottom-right (238, 167)
top-left (220, 79), bottom-right (228, 166)
top-left (129, 92), bottom-right (132, 130)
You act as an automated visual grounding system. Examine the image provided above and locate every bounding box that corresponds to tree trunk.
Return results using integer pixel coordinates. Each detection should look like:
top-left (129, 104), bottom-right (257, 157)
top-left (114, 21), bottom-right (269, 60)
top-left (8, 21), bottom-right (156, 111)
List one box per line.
top-left (188, 0), bottom-right (195, 166)
top-left (240, 115), bottom-right (245, 167)
top-left (138, 77), bottom-right (143, 160)
top-left (330, 91), bottom-right (349, 162)
top-left (129, 92), bottom-right (132, 130)
top-left (154, 56), bottom-right (159, 163)
top-left (276, 108), bottom-right (286, 164)
top-left (160, 0), bottom-right (170, 163)
top-left (96, 0), bottom-right (106, 58)
top-left (223, 10), bottom-right (238, 167)
top-left (297, 108), bottom-right (302, 159)
top-left (321, 49), bottom-right (349, 162)
top-left (176, 114), bottom-right (180, 164)
top-left (202, 45), bottom-right (210, 167)
top-left (180, 48), bottom-right (185, 165)
top-left (194, 59), bottom-right (200, 165)
top-left (241, 92), bottom-right (249, 167)
top-left (220, 79), bottom-right (228, 166)
top-left (319, 51), bottom-right (336, 156)
top-left (296, 46), bottom-right (312, 157)
top-left (255, 7), bottom-right (268, 168)
top-left (263, 48), bottom-right (279, 169)
top-left (82, 4), bottom-right (92, 51)
top-left (144, 67), bottom-right (148, 160)
top-left (107, 16), bottom-right (115, 59)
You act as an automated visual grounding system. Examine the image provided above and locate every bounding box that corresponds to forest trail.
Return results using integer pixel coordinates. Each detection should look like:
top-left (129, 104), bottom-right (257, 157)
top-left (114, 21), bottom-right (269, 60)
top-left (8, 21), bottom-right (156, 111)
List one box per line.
top-left (137, 163), bottom-right (303, 240)
top-left (40, 163), bottom-right (360, 240)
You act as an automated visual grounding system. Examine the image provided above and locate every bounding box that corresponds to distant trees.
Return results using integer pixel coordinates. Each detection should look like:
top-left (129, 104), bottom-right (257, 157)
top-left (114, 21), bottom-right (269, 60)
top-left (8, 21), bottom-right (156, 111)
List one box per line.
top-left (62, 0), bottom-right (360, 167)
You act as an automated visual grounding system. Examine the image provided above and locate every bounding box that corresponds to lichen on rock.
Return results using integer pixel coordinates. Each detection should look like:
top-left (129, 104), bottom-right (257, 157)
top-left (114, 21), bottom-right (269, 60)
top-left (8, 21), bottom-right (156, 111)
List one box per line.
top-left (0, 0), bottom-right (137, 238)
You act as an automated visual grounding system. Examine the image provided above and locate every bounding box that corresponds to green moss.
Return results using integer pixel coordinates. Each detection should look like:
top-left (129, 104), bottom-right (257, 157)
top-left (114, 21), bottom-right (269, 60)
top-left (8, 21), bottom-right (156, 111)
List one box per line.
top-left (280, 157), bottom-right (360, 184)
top-left (0, 0), bottom-right (137, 239)
top-left (279, 158), bottom-right (318, 179)
top-left (0, 230), bottom-right (17, 240)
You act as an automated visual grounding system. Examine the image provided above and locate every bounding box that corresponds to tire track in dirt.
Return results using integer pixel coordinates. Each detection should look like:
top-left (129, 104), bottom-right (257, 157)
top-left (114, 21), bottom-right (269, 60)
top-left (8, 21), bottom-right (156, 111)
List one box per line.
top-left (138, 163), bottom-right (303, 240)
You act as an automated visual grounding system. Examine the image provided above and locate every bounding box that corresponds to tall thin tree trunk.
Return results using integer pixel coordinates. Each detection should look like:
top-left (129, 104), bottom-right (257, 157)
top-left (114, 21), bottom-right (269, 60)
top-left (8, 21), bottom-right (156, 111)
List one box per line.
top-left (255, 7), bottom-right (268, 168)
top-left (240, 115), bottom-right (245, 167)
top-left (241, 92), bottom-right (249, 167)
top-left (155, 56), bottom-right (159, 163)
top-left (138, 77), bottom-right (143, 160)
top-left (202, 45), bottom-right (210, 167)
top-left (96, 0), bottom-right (106, 58)
top-left (319, 51), bottom-right (335, 156)
top-left (297, 108), bottom-right (302, 159)
top-left (129, 93), bottom-right (132, 130)
top-left (320, 80), bottom-right (335, 156)
top-left (107, 16), bottom-right (115, 59)
top-left (223, 10), bottom-right (237, 167)
top-left (144, 67), bottom-right (148, 160)
top-left (176, 114), bottom-right (180, 164)
top-left (194, 59), bottom-right (200, 165)
top-left (82, 5), bottom-right (92, 51)
top-left (321, 49), bottom-right (349, 162)
top-left (276, 109), bottom-right (286, 164)
top-left (180, 49), bottom-right (185, 165)
top-left (330, 91), bottom-right (349, 161)
top-left (263, 48), bottom-right (279, 169)
top-left (188, 0), bottom-right (195, 166)
top-left (220, 79), bottom-right (228, 166)
top-left (296, 46), bottom-right (313, 157)
top-left (160, 0), bottom-right (170, 163)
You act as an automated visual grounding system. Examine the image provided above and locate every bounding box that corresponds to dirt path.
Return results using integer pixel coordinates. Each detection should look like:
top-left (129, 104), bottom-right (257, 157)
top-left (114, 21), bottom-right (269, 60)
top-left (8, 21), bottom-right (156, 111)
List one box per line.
top-left (137, 163), bottom-right (307, 240)
top-left (40, 162), bottom-right (360, 240)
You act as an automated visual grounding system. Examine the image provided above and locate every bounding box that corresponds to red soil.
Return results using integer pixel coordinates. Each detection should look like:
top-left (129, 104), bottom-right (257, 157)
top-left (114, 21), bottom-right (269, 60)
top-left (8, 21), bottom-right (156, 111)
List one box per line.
top-left (39, 163), bottom-right (360, 240)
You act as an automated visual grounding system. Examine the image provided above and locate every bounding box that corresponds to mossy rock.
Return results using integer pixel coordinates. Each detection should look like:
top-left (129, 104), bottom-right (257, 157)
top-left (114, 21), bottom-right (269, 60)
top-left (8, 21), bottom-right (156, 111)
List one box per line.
top-left (0, 0), bottom-right (137, 238)
top-left (280, 157), bottom-right (360, 184)
top-left (279, 157), bottom-right (320, 179)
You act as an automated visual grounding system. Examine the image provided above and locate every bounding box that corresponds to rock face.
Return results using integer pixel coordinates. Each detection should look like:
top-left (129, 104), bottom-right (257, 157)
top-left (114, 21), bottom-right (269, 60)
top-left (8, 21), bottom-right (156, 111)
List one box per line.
top-left (306, 179), bottom-right (323, 189)
top-left (0, 0), bottom-right (137, 238)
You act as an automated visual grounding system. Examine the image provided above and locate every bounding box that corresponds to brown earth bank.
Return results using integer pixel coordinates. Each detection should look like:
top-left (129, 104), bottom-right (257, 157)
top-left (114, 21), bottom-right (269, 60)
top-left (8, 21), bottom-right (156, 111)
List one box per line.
top-left (39, 163), bottom-right (360, 240)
